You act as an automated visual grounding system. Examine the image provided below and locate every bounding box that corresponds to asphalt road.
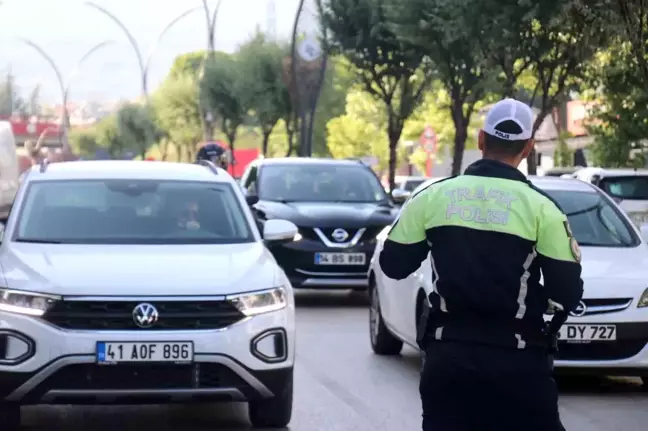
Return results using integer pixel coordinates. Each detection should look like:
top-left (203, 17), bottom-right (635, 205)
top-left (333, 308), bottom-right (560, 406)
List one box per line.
top-left (22, 291), bottom-right (648, 431)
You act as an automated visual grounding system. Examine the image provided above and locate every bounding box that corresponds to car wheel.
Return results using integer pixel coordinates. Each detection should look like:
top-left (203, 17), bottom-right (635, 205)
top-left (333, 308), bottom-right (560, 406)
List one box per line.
top-left (369, 282), bottom-right (403, 355)
top-left (0, 403), bottom-right (20, 431)
top-left (248, 370), bottom-right (293, 428)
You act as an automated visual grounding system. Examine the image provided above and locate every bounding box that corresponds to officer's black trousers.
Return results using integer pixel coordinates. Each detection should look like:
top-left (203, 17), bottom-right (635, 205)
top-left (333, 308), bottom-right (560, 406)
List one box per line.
top-left (420, 340), bottom-right (565, 431)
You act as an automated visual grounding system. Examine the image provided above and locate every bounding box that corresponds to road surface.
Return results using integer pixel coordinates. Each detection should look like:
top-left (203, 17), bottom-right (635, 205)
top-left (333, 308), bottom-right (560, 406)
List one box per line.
top-left (23, 291), bottom-right (648, 431)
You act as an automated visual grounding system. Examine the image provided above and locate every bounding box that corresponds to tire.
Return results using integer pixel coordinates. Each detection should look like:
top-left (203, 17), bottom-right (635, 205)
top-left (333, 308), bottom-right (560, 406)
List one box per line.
top-left (0, 403), bottom-right (20, 431)
top-left (369, 281), bottom-right (403, 355)
top-left (248, 370), bottom-right (293, 428)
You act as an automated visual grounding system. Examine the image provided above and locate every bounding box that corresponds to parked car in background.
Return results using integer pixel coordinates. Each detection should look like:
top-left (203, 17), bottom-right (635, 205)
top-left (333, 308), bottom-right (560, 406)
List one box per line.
top-left (391, 176), bottom-right (439, 205)
top-left (240, 158), bottom-right (398, 290)
top-left (0, 160), bottom-right (297, 429)
top-left (368, 176), bottom-right (648, 385)
top-left (542, 166), bottom-right (583, 177)
top-left (571, 167), bottom-right (648, 226)
top-left (0, 121), bottom-right (20, 221)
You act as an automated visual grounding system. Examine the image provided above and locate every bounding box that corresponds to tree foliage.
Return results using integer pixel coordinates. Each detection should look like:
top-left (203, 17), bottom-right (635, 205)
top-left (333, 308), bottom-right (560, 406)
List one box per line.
top-left (115, 103), bottom-right (160, 159)
top-left (391, 0), bottom-right (496, 175)
top-left (238, 32), bottom-right (292, 156)
top-left (320, 0), bottom-right (432, 191)
top-left (153, 74), bottom-right (203, 161)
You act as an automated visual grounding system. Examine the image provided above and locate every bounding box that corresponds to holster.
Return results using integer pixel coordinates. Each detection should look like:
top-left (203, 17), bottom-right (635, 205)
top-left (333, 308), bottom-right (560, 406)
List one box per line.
top-left (416, 299), bottom-right (434, 350)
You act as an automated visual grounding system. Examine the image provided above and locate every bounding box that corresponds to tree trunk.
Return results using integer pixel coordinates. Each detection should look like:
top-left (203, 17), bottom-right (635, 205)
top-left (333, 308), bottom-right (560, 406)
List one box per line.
top-left (386, 113), bottom-right (402, 193)
top-left (450, 100), bottom-right (468, 176)
top-left (160, 139), bottom-right (169, 161)
top-left (262, 131), bottom-right (272, 157)
top-left (526, 106), bottom-right (552, 175)
top-left (227, 131), bottom-right (237, 171)
top-left (285, 114), bottom-right (296, 157)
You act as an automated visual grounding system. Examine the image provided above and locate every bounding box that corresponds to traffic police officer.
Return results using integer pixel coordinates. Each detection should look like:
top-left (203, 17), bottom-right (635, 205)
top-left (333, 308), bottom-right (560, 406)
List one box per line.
top-left (379, 98), bottom-right (584, 431)
top-left (196, 142), bottom-right (229, 170)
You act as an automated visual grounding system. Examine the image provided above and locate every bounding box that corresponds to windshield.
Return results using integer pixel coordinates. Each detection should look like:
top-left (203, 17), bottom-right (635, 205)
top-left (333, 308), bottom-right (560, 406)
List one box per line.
top-left (258, 164), bottom-right (388, 203)
top-left (598, 176), bottom-right (648, 200)
top-left (14, 180), bottom-right (254, 244)
top-left (545, 189), bottom-right (638, 247)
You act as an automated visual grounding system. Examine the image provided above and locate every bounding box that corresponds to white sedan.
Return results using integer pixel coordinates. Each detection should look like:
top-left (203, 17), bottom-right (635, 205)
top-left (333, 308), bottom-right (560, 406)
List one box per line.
top-left (368, 176), bottom-right (648, 384)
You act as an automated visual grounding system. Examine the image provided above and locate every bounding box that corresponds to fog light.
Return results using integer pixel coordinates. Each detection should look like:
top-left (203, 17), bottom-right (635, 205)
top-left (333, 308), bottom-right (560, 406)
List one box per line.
top-left (638, 288), bottom-right (648, 308)
top-left (0, 331), bottom-right (34, 364)
top-left (251, 329), bottom-right (287, 363)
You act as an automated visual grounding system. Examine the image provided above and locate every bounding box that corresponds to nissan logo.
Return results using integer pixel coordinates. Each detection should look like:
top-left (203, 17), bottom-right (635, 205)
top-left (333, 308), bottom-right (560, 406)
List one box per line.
top-left (331, 228), bottom-right (349, 242)
top-left (570, 301), bottom-right (587, 317)
top-left (132, 303), bottom-right (159, 328)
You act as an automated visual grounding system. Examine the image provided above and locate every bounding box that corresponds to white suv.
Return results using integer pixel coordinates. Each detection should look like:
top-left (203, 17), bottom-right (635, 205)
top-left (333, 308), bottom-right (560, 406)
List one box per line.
top-left (0, 160), bottom-right (297, 429)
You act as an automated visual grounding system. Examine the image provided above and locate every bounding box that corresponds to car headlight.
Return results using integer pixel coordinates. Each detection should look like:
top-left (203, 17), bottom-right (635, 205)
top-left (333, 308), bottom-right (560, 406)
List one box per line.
top-left (0, 289), bottom-right (60, 316)
top-left (227, 287), bottom-right (287, 316)
top-left (638, 288), bottom-right (648, 308)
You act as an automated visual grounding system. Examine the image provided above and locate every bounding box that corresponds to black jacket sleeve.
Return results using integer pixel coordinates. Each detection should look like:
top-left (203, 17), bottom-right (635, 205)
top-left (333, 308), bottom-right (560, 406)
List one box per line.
top-left (379, 192), bottom-right (430, 280)
top-left (536, 202), bottom-right (584, 313)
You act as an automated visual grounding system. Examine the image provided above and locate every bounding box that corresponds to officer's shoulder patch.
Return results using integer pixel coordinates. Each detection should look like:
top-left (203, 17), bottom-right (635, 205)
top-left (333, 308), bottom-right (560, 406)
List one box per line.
top-left (570, 237), bottom-right (581, 262)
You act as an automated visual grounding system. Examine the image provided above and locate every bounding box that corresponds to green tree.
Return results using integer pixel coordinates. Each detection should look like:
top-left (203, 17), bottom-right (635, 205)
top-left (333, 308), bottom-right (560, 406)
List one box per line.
top-left (68, 127), bottom-right (101, 158)
top-left (320, 0), bottom-right (432, 191)
top-left (200, 54), bottom-right (248, 156)
top-left (587, 41), bottom-right (648, 167)
top-left (153, 74), bottom-right (203, 161)
top-left (613, 0), bottom-right (648, 82)
top-left (0, 72), bottom-right (27, 116)
top-left (553, 131), bottom-right (574, 167)
top-left (95, 115), bottom-right (126, 158)
top-left (238, 32), bottom-right (291, 156)
top-left (520, 0), bottom-right (611, 174)
top-left (393, 0), bottom-right (496, 175)
top-left (115, 103), bottom-right (160, 159)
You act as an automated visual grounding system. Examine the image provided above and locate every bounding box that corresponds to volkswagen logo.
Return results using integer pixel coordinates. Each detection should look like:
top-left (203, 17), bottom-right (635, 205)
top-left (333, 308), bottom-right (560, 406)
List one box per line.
top-left (570, 301), bottom-right (587, 317)
top-left (132, 303), bottom-right (159, 328)
top-left (331, 228), bottom-right (349, 242)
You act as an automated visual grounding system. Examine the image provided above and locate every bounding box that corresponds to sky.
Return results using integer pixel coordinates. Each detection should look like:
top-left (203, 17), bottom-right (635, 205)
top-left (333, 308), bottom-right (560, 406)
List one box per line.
top-left (0, 0), bottom-right (306, 104)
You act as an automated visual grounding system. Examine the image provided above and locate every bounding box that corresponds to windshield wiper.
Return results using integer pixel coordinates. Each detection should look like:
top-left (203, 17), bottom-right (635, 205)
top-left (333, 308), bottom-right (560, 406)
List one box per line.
top-left (15, 238), bottom-right (62, 244)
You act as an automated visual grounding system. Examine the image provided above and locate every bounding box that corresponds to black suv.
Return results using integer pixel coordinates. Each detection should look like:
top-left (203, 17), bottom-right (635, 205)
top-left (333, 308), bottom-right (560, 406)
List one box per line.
top-left (239, 158), bottom-right (397, 289)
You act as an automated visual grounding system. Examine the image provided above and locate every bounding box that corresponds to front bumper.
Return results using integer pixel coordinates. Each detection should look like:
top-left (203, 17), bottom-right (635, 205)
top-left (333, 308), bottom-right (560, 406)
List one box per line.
top-left (553, 319), bottom-right (648, 376)
top-left (0, 308), bottom-right (294, 404)
top-left (271, 237), bottom-right (376, 289)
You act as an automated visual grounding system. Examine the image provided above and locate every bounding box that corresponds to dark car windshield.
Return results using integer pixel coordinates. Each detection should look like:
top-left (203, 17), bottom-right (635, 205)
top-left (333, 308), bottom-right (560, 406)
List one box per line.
top-left (598, 176), bottom-right (648, 200)
top-left (14, 180), bottom-right (254, 244)
top-left (545, 189), bottom-right (638, 247)
top-left (258, 164), bottom-right (388, 203)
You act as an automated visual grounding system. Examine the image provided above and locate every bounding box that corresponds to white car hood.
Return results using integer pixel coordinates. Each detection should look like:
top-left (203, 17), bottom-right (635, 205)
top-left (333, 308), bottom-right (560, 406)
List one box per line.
top-left (0, 242), bottom-right (279, 296)
top-left (580, 246), bottom-right (648, 297)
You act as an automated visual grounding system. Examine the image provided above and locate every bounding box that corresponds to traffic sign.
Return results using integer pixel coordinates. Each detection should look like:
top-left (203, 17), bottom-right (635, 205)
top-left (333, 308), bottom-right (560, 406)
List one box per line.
top-left (297, 37), bottom-right (322, 62)
top-left (420, 125), bottom-right (437, 153)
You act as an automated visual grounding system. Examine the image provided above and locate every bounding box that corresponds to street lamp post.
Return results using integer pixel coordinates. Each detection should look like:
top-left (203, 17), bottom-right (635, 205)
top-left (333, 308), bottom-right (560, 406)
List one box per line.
top-left (18, 38), bottom-right (113, 149)
top-left (198, 0), bottom-right (224, 141)
top-left (85, 2), bottom-right (203, 100)
top-left (291, 0), bottom-right (328, 157)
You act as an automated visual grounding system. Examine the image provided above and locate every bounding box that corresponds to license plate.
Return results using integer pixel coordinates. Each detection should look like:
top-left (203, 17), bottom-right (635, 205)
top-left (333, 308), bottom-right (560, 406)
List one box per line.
top-left (315, 252), bottom-right (366, 265)
top-left (96, 341), bottom-right (193, 364)
top-left (557, 324), bottom-right (617, 341)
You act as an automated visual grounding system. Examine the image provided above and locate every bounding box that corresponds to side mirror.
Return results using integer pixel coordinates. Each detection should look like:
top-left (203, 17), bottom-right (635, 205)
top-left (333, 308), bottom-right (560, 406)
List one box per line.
top-left (391, 188), bottom-right (411, 204)
top-left (246, 195), bottom-right (259, 206)
top-left (640, 224), bottom-right (648, 243)
top-left (263, 219), bottom-right (298, 243)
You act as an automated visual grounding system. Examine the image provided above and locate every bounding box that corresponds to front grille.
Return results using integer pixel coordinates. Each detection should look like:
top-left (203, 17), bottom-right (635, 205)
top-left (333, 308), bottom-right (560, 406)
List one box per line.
top-left (556, 340), bottom-right (647, 360)
top-left (580, 298), bottom-right (633, 316)
top-left (34, 363), bottom-right (248, 392)
top-left (43, 300), bottom-right (246, 330)
top-left (300, 226), bottom-right (383, 243)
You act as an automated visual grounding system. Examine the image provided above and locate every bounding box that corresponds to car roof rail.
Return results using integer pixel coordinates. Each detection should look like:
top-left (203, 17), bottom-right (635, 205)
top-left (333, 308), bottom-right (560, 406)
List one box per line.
top-left (39, 158), bottom-right (50, 173)
top-left (195, 159), bottom-right (219, 174)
